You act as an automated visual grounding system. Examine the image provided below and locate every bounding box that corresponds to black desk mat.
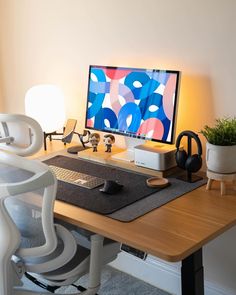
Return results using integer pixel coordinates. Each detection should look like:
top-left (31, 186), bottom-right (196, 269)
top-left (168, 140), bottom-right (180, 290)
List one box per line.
top-left (44, 155), bottom-right (165, 215)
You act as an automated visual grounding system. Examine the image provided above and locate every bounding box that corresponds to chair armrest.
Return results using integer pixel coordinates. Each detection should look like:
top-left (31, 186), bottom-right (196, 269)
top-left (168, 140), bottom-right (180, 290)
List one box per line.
top-left (0, 151), bottom-right (55, 197)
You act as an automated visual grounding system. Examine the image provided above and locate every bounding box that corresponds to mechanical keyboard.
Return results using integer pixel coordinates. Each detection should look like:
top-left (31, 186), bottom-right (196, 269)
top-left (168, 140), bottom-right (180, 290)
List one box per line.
top-left (49, 165), bottom-right (104, 189)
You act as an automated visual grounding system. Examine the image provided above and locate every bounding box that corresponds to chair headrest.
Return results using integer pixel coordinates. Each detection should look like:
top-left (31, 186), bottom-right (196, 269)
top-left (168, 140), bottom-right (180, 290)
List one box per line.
top-left (0, 113), bottom-right (43, 156)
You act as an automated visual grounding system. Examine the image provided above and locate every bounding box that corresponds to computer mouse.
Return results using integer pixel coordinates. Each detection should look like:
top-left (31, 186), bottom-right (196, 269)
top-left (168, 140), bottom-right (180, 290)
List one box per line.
top-left (99, 180), bottom-right (123, 195)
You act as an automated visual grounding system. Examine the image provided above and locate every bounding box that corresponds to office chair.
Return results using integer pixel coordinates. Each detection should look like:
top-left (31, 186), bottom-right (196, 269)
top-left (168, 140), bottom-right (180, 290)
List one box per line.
top-left (0, 113), bottom-right (120, 295)
top-left (0, 113), bottom-right (43, 156)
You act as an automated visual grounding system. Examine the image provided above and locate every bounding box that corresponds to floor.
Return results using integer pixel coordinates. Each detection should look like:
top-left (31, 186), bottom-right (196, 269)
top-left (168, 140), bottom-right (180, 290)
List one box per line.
top-left (22, 265), bottom-right (171, 295)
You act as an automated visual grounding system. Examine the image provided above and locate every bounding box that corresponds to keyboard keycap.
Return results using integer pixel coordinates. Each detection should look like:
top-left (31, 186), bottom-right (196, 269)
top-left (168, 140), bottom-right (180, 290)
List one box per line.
top-left (49, 165), bottom-right (104, 189)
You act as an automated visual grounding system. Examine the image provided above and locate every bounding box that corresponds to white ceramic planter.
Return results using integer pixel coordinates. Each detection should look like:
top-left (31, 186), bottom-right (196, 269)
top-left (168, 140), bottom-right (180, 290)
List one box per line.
top-left (206, 142), bottom-right (236, 174)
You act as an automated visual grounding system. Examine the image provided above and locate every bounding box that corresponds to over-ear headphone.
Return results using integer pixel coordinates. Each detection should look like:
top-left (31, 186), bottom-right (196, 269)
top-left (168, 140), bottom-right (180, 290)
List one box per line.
top-left (175, 130), bottom-right (202, 173)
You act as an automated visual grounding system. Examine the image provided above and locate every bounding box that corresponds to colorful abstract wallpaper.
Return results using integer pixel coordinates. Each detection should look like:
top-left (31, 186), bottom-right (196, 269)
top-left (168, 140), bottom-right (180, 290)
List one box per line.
top-left (86, 66), bottom-right (179, 143)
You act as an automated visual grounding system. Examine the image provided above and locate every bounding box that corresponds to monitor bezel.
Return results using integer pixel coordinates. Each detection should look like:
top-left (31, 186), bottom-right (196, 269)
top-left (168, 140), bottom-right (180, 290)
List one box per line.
top-left (84, 65), bottom-right (180, 145)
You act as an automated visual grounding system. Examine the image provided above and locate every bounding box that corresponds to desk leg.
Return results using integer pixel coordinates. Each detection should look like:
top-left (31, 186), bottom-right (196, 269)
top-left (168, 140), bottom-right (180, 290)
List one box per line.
top-left (181, 248), bottom-right (204, 295)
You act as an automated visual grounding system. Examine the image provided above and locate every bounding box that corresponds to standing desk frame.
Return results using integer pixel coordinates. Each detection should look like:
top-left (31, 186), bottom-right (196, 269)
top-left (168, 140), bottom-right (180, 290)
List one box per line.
top-left (53, 178), bottom-right (236, 295)
top-left (36, 143), bottom-right (236, 295)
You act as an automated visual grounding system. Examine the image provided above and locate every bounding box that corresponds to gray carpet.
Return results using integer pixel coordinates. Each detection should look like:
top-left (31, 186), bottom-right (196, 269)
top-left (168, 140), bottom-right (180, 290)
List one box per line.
top-left (23, 266), bottom-right (170, 295)
top-left (61, 266), bottom-right (170, 295)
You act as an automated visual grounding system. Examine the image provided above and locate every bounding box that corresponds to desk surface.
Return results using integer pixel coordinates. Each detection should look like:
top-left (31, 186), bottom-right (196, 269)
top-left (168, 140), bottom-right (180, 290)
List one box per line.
top-left (35, 141), bottom-right (236, 262)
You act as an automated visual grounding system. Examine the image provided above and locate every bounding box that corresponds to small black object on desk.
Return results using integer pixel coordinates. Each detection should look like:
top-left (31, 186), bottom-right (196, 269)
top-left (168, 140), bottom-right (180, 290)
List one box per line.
top-left (67, 129), bottom-right (91, 154)
top-left (175, 130), bottom-right (203, 183)
top-left (100, 180), bottom-right (123, 195)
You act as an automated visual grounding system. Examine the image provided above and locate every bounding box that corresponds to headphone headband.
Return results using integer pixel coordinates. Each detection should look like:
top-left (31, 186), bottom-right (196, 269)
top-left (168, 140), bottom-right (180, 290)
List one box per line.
top-left (176, 130), bottom-right (202, 155)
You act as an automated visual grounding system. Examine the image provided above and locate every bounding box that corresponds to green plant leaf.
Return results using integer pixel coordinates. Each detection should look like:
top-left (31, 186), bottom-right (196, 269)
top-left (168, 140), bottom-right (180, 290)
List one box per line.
top-left (200, 117), bottom-right (236, 146)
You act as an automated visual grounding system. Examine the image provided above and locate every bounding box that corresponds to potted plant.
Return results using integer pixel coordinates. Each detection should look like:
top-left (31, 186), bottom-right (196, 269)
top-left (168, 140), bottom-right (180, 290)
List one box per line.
top-left (200, 117), bottom-right (236, 174)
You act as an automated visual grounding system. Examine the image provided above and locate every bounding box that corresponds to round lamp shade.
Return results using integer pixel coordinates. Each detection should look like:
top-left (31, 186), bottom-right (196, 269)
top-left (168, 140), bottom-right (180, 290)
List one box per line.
top-left (25, 84), bottom-right (66, 133)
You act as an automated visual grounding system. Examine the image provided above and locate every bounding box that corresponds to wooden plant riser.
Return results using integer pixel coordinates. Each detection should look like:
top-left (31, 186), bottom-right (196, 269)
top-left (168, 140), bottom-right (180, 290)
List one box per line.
top-left (206, 170), bottom-right (236, 196)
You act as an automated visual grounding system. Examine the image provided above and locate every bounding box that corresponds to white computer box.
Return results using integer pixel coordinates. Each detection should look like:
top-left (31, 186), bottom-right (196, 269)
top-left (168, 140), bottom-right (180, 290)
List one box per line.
top-left (134, 144), bottom-right (177, 171)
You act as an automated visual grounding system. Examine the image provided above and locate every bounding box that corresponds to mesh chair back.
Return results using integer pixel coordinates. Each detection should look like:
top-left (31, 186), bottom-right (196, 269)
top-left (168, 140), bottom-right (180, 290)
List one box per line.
top-left (0, 151), bottom-right (57, 260)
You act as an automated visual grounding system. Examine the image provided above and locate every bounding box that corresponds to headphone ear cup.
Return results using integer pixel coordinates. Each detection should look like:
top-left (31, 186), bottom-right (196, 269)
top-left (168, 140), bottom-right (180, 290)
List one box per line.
top-left (185, 154), bottom-right (202, 173)
top-left (175, 149), bottom-right (188, 170)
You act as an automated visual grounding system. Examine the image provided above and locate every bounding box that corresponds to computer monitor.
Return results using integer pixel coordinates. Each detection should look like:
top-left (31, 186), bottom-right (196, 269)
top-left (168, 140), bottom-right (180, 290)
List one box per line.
top-left (85, 65), bottom-right (180, 161)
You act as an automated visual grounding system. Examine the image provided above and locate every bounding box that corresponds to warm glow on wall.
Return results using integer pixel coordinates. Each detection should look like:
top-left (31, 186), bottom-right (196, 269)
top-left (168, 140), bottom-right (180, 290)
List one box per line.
top-left (25, 84), bottom-right (66, 133)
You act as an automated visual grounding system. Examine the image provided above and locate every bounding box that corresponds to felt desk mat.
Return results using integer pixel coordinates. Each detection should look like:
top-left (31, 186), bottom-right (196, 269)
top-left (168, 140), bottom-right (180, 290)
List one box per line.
top-left (108, 177), bottom-right (207, 222)
top-left (44, 155), bottom-right (164, 215)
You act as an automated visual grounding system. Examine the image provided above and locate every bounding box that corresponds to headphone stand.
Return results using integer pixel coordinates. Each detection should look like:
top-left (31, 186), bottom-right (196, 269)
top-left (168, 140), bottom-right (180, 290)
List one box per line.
top-left (176, 132), bottom-right (203, 183)
top-left (177, 171), bottom-right (203, 183)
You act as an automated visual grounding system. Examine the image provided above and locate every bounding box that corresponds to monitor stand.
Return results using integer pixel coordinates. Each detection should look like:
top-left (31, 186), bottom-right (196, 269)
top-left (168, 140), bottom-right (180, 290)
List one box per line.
top-left (111, 137), bottom-right (145, 162)
top-left (111, 149), bottom-right (135, 162)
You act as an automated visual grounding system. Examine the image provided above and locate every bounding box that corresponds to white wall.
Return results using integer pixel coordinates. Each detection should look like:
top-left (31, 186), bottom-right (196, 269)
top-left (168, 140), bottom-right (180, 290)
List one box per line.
top-left (0, 0), bottom-right (5, 111)
top-left (1, 0), bottom-right (235, 128)
top-left (0, 0), bottom-right (236, 293)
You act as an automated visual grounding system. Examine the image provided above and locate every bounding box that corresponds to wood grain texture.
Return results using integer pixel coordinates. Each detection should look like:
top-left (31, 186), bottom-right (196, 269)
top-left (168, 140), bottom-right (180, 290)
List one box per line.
top-left (32, 143), bottom-right (236, 262)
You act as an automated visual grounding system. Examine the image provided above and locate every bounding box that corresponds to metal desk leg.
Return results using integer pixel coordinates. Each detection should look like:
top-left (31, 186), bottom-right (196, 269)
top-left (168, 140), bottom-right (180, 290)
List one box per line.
top-left (181, 248), bottom-right (204, 295)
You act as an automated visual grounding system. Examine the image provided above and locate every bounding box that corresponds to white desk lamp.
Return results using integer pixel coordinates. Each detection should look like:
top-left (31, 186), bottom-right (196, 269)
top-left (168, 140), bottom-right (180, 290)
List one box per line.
top-left (25, 84), bottom-right (66, 150)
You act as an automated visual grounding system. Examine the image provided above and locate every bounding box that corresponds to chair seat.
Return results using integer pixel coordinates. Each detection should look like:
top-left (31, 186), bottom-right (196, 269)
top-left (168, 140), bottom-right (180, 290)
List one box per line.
top-left (40, 244), bottom-right (90, 281)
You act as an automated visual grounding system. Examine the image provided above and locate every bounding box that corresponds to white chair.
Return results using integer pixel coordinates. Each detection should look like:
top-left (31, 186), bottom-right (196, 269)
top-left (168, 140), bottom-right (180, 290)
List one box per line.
top-left (0, 113), bottom-right (120, 295)
top-left (0, 113), bottom-right (43, 156)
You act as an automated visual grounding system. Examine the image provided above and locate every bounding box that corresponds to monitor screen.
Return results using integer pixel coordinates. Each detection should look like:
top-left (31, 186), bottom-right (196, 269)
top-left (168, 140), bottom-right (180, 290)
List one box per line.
top-left (85, 65), bottom-right (180, 144)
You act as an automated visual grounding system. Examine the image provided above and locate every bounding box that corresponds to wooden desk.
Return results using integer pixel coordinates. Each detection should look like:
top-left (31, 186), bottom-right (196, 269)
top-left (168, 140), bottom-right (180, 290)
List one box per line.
top-left (34, 142), bottom-right (236, 295)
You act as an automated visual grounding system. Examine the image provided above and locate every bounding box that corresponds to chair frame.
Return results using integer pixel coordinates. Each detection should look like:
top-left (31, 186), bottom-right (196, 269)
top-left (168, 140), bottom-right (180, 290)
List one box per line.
top-left (0, 113), bottom-right (119, 295)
